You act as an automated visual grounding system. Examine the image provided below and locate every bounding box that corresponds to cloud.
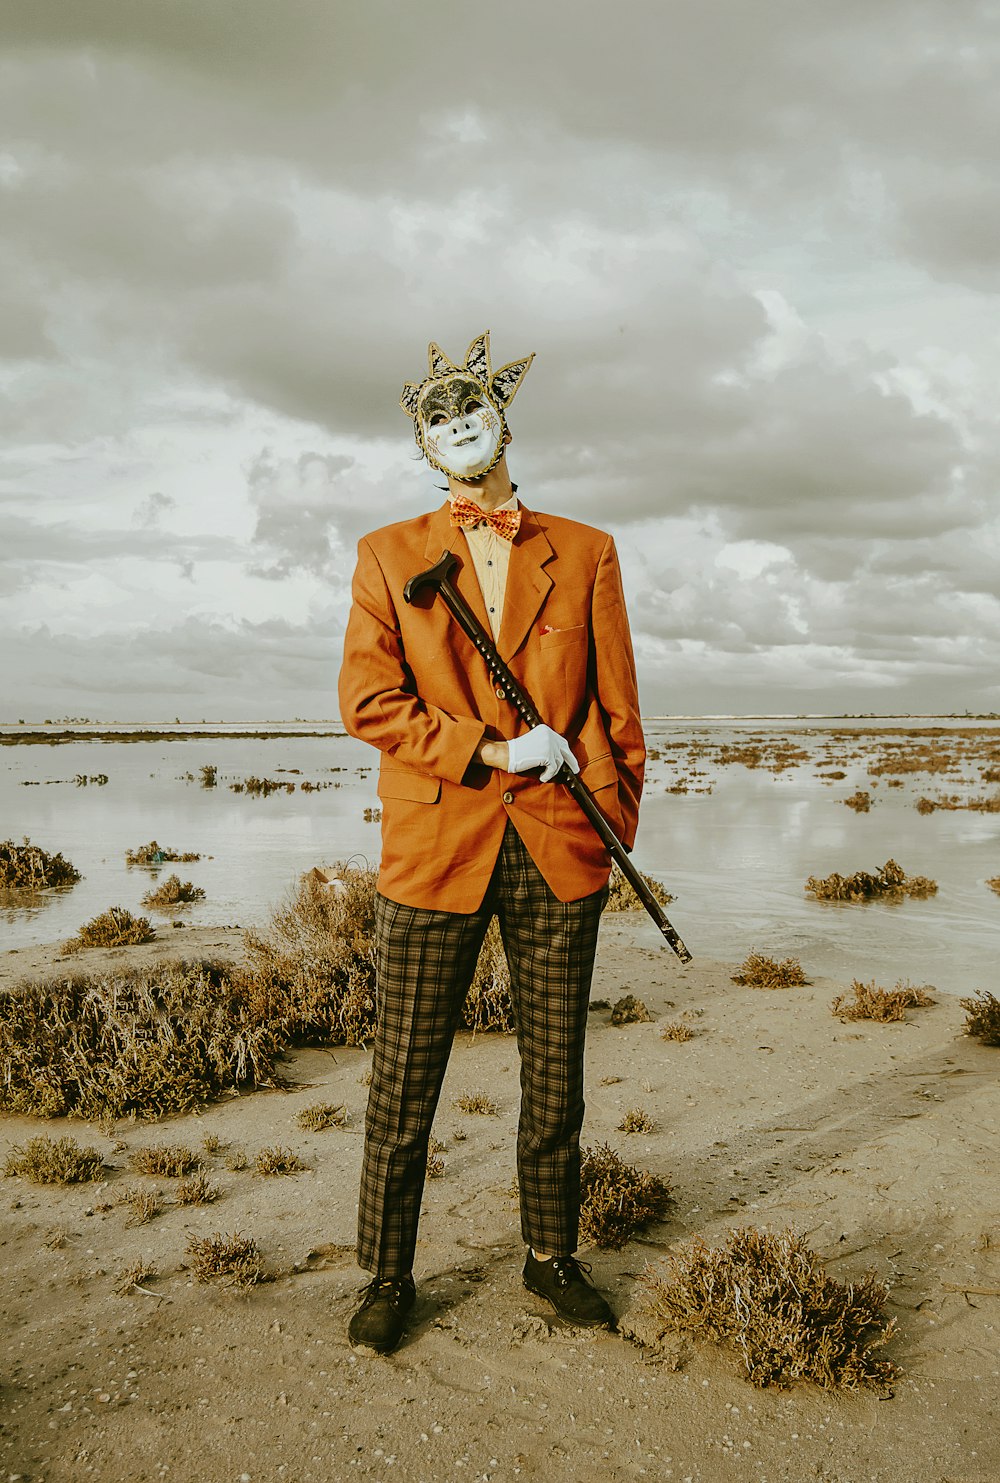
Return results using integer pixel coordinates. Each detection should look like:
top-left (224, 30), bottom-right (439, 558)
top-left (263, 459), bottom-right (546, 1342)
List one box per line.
top-left (133, 491), bottom-right (176, 528)
top-left (1, 0), bottom-right (999, 719)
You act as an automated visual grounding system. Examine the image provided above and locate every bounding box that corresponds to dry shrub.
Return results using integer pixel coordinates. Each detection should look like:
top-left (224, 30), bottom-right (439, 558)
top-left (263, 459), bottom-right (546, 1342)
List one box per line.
top-left (4, 1135), bottom-right (105, 1184)
top-left (126, 841), bottom-right (201, 866)
top-left (186, 1231), bottom-right (266, 1288)
top-left (604, 865), bottom-right (674, 912)
top-left (225, 1149), bottom-right (249, 1172)
top-left (176, 1173), bottom-right (219, 1205)
top-left (128, 1144), bottom-right (201, 1177)
top-left (296, 1102), bottom-right (348, 1131)
top-left (0, 837), bottom-right (81, 889)
top-left (117, 1186), bottom-right (162, 1226)
top-left (732, 952), bottom-right (807, 989)
top-left (805, 858), bottom-right (937, 902)
top-left (0, 958), bottom-right (284, 1120)
top-left (243, 866), bottom-right (519, 1042)
top-left (959, 989), bottom-right (1000, 1046)
top-left (426, 1137), bottom-right (446, 1179)
top-left (254, 1145), bottom-right (308, 1175)
top-left (618, 1108), bottom-right (656, 1134)
top-left (831, 979), bottom-right (935, 1023)
top-left (578, 1143), bottom-right (672, 1249)
top-left (62, 906), bottom-right (155, 954)
top-left (661, 1021), bottom-right (695, 1043)
top-left (641, 1226), bottom-right (898, 1393)
top-left (986, 877), bottom-right (1000, 896)
top-left (231, 776), bottom-right (294, 796)
top-left (141, 874), bottom-right (206, 909)
top-left (201, 1134), bottom-right (223, 1155)
top-left (240, 865), bottom-right (380, 1046)
top-left (610, 994), bottom-right (650, 1025)
top-left (453, 1091), bottom-right (500, 1116)
top-left (843, 791), bottom-right (873, 812)
top-left (114, 1260), bottom-right (157, 1297)
top-left (462, 917), bottom-right (515, 1033)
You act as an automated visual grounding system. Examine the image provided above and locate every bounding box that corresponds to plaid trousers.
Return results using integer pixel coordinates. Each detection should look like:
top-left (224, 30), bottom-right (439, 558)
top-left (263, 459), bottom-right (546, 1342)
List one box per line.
top-left (357, 820), bottom-right (607, 1277)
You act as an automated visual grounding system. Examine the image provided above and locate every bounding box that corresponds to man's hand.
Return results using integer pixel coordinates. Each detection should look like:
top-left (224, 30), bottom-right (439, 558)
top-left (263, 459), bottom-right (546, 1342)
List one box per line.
top-left (506, 724), bottom-right (581, 783)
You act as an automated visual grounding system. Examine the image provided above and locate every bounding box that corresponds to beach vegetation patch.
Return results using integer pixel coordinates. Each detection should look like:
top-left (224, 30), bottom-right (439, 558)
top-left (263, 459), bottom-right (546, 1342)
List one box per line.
top-left (0, 959), bottom-right (282, 1120)
top-left (831, 979), bottom-right (935, 1023)
top-left (253, 1145), bottom-right (308, 1175)
top-left (0, 837), bottom-right (81, 890)
top-left (61, 906), bottom-right (155, 953)
top-left (578, 1143), bottom-right (672, 1249)
top-left (805, 859), bottom-right (937, 902)
top-left (661, 1021), bottom-right (695, 1042)
top-left (117, 1186), bottom-right (162, 1226)
top-left (986, 876), bottom-right (1000, 895)
top-left (604, 866), bottom-right (674, 912)
top-left (186, 1231), bottom-right (267, 1288)
top-left (4, 1135), bottom-right (105, 1184)
top-left (176, 1172), bottom-right (218, 1205)
top-left (610, 994), bottom-right (651, 1025)
top-left (296, 1102), bottom-right (348, 1131)
top-left (125, 841), bottom-right (201, 866)
top-left (463, 917), bottom-right (516, 1033)
top-left (640, 1226), bottom-right (898, 1394)
top-left (732, 953), bottom-right (807, 989)
top-left (959, 989), bottom-right (1000, 1046)
top-left (141, 874), bottom-right (206, 909)
top-left (114, 1260), bottom-right (158, 1297)
top-left (426, 1136), bottom-right (447, 1179)
top-left (230, 776), bottom-right (294, 796)
top-left (128, 1144), bottom-right (201, 1177)
top-left (618, 1108), bottom-right (656, 1134)
top-left (843, 790), bottom-right (873, 812)
top-left (242, 865), bottom-right (517, 1043)
top-left (453, 1091), bottom-right (500, 1116)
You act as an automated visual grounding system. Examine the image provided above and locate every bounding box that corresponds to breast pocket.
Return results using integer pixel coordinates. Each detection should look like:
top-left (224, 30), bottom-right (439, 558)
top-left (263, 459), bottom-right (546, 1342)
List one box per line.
top-left (539, 624), bottom-right (587, 651)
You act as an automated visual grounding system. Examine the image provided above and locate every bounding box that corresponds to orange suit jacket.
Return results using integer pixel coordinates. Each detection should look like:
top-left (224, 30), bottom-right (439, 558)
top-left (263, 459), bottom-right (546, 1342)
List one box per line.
top-left (337, 499), bottom-right (645, 912)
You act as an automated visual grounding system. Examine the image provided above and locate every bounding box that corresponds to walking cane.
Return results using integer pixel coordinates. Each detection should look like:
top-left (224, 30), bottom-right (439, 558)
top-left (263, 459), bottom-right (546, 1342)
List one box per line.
top-left (404, 550), bottom-right (693, 963)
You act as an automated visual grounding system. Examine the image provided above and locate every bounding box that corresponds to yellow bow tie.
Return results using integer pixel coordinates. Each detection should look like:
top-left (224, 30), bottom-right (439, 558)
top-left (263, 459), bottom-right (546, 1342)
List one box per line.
top-left (449, 495), bottom-right (521, 542)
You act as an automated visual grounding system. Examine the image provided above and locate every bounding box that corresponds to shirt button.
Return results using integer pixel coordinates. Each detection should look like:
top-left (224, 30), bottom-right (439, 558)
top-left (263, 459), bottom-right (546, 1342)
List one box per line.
top-left (502, 790), bottom-right (514, 805)
top-left (487, 559), bottom-right (493, 566)
top-left (489, 605), bottom-right (495, 613)
top-left (495, 685), bottom-right (505, 698)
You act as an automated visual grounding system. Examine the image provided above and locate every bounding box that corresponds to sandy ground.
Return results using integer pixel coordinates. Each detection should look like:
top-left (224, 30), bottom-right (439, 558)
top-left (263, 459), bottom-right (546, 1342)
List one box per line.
top-left (1, 915), bottom-right (999, 1483)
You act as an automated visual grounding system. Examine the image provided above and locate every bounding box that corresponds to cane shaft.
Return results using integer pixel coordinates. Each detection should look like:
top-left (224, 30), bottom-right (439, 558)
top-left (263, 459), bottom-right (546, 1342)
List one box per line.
top-left (421, 566), bottom-right (692, 963)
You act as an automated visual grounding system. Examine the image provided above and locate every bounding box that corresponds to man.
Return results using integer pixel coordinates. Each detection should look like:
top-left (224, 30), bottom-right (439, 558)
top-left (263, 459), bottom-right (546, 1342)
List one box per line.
top-left (337, 331), bottom-right (645, 1354)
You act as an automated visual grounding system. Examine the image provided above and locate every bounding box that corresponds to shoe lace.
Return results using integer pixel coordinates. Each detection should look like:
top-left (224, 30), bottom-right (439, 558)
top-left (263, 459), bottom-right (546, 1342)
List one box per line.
top-left (549, 1256), bottom-right (593, 1288)
top-left (363, 1276), bottom-right (412, 1308)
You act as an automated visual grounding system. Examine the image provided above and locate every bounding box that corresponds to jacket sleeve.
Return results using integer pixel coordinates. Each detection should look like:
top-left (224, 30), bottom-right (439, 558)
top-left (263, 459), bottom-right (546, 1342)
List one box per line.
top-left (338, 537), bottom-right (486, 785)
top-left (591, 535), bottom-right (645, 849)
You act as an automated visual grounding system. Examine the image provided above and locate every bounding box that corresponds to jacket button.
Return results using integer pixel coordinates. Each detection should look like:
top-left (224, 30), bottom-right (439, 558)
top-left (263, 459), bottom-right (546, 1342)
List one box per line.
top-left (502, 790), bottom-right (514, 805)
top-left (495, 685), bottom-right (505, 698)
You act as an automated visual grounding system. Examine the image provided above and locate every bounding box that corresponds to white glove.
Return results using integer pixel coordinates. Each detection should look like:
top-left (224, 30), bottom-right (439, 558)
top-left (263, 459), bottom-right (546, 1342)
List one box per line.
top-left (506, 724), bottom-right (581, 783)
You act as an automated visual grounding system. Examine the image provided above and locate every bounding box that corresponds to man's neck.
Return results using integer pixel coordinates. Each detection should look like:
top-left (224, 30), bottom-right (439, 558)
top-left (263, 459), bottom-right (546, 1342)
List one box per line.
top-left (447, 457), bottom-right (514, 514)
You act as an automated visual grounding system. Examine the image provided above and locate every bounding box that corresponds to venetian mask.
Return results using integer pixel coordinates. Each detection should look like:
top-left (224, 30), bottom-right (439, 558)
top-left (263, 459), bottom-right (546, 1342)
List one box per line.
top-left (400, 332), bottom-right (534, 482)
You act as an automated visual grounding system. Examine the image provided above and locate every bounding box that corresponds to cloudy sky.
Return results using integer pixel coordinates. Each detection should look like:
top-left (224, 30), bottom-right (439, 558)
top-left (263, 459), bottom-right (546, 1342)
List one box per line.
top-left (3, 0), bottom-right (999, 720)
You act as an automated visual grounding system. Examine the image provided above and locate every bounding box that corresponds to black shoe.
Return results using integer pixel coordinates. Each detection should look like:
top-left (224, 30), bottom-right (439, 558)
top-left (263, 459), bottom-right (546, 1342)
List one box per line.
top-left (522, 1252), bottom-right (614, 1329)
top-left (347, 1274), bottom-right (416, 1354)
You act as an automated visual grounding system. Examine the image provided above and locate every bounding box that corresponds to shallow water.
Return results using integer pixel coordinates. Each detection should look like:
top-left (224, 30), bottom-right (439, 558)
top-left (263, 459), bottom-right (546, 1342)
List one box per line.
top-left (2, 719), bottom-right (997, 997)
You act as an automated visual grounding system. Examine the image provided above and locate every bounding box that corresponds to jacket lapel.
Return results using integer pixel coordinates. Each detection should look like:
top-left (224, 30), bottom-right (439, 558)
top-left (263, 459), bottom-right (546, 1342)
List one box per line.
top-left (422, 502), bottom-right (492, 635)
top-left (497, 504), bottom-right (554, 662)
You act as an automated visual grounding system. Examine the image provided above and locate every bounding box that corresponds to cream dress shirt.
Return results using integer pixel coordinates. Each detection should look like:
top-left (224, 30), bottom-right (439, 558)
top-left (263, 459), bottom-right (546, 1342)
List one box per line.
top-left (457, 492), bottom-right (519, 641)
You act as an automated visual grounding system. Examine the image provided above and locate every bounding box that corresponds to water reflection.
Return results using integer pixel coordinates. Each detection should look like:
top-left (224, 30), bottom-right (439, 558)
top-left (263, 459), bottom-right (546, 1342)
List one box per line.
top-left (1, 720), bottom-right (997, 997)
